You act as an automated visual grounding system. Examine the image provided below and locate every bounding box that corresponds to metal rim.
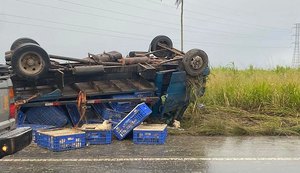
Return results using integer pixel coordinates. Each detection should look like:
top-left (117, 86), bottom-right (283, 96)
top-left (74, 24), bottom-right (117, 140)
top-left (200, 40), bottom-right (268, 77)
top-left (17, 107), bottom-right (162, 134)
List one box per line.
top-left (18, 51), bottom-right (45, 76)
top-left (190, 55), bottom-right (203, 70)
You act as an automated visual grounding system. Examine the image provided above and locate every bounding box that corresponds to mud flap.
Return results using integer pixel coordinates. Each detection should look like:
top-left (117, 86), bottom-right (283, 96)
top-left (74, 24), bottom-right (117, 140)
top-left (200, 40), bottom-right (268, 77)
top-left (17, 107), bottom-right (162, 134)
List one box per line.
top-left (160, 71), bottom-right (189, 123)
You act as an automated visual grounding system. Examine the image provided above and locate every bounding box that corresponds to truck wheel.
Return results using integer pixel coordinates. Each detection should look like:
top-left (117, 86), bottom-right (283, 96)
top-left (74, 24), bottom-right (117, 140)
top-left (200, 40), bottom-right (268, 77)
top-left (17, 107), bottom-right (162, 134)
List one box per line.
top-left (0, 65), bottom-right (9, 76)
top-left (5, 55), bottom-right (11, 62)
top-left (182, 49), bottom-right (208, 76)
top-left (10, 38), bottom-right (39, 51)
top-left (150, 35), bottom-right (173, 58)
top-left (128, 51), bottom-right (136, 57)
top-left (11, 43), bottom-right (50, 80)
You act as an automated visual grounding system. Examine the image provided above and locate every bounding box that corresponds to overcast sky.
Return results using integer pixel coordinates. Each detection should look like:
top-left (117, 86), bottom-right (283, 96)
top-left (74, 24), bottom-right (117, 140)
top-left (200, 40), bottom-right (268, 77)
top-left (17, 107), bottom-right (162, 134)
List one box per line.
top-left (1, 0), bottom-right (300, 68)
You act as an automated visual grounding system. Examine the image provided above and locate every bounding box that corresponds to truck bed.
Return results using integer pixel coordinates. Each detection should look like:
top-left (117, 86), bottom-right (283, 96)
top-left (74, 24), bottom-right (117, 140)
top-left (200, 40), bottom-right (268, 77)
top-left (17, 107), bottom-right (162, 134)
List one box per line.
top-left (14, 77), bottom-right (156, 101)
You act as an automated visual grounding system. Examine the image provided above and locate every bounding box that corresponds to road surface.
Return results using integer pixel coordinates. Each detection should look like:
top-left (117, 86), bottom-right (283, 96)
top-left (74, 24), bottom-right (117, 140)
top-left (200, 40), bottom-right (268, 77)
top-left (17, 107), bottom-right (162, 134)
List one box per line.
top-left (1, 136), bottom-right (300, 173)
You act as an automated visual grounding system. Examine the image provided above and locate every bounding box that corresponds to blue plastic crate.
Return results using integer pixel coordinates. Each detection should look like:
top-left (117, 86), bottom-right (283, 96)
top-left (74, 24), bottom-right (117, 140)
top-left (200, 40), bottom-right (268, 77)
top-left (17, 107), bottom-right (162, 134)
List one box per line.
top-left (109, 92), bottom-right (154, 112)
top-left (110, 103), bottom-right (135, 113)
top-left (92, 104), bottom-right (127, 121)
top-left (18, 124), bottom-right (55, 143)
top-left (113, 103), bottom-right (152, 140)
top-left (103, 108), bottom-right (127, 121)
top-left (84, 130), bottom-right (112, 145)
top-left (26, 106), bottom-right (68, 127)
top-left (36, 128), bottom-right (86, 152)
top-left (66, 104), bottom-right (81, 126)
top-left (109, 94), bottom-right (138, 112)
top-left (133, 124), bottom-right (167, 145)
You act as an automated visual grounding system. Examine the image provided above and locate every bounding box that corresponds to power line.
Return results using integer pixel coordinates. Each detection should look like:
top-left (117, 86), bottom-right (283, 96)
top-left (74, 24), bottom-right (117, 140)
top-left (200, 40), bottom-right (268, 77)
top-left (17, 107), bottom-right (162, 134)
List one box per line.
top-left (0, 13), bottom-right (153, 39)
top-left (146, 0), bottom-right (289, 31)
top-left (0, 19), bottom-right (291, 49)
top-left (89, 0), bottom-right (178, 17)
top-left (56, 0), bottom-right (183, 29)
top-left (14, 0), bottom-right (291, 39)
top-left (57, 0), bottom-right (264, 36)
top-left (187, 0), bottom-right (295, 28)
top-left (61, 0), bottom-right (265, 36)
top-left (2, 12), bottom-right (291, 45)
top-left (14, 0), bottom-right (180, 31)
top-left (101, 0), bottom-right (277, 32)
top-left (102, 0), bottom-right (290, 33)
top-left (186, 9), bottom-right (288, 32)
top-left (178, 38), bottom-right (291, 48)
top-left (185, 0), bottom-right (254, 17)
top-left (0, 19), bottom-right (150, 41)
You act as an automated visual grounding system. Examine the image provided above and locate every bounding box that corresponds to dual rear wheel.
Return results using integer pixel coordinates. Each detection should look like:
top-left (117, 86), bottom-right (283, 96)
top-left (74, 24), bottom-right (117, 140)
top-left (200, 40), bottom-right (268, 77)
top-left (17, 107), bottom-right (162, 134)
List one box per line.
top-left (150, 35), bottom-right (208, 76)
top-left (9, 36), bottom-right (209, 79)
top-left (10, 38), bottom-right (50, 80)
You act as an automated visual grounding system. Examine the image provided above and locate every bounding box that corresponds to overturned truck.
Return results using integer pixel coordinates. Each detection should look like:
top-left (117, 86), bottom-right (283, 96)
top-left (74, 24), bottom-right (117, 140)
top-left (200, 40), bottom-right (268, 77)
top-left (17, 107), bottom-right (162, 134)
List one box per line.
top-left (4, 35), bottom-right (209, 127)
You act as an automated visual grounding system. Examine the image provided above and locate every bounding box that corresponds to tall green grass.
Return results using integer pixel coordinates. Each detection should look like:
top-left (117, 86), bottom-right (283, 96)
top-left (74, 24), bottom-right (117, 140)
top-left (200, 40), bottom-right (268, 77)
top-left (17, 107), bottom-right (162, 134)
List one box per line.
top-left (196, 66), bottom-right (300, 115)
top-left (175, 66), bottom-right (300, 136)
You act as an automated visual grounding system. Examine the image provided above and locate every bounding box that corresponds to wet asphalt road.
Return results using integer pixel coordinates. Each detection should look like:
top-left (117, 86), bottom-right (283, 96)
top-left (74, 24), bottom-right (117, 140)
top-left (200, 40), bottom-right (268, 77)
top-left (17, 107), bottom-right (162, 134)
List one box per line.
top-left (1, 136), bottom-right (300, 173)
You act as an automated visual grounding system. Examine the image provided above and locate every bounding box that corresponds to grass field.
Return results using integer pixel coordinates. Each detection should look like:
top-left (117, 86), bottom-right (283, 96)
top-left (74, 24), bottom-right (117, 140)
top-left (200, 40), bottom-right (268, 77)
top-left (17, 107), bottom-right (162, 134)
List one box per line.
top-left (175, 66), bottom-right (300, 136)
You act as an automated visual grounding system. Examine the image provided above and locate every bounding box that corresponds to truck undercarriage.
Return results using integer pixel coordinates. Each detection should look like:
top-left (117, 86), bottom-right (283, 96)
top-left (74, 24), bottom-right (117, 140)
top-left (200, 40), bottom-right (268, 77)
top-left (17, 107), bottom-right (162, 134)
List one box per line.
top-left (4, 35), bottom-right (210, 126)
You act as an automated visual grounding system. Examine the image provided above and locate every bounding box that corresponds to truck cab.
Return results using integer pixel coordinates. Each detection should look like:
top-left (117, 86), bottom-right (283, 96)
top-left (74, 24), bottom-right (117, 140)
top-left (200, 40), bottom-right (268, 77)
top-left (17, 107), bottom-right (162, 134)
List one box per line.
top-left (0, 64), bottom-right (32, 158)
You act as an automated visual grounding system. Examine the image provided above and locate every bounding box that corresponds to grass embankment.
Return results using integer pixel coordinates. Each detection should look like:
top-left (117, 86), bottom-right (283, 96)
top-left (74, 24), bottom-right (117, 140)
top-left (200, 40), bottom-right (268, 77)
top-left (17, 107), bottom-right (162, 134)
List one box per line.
top-left (176, 66), bottom-right (300, 136)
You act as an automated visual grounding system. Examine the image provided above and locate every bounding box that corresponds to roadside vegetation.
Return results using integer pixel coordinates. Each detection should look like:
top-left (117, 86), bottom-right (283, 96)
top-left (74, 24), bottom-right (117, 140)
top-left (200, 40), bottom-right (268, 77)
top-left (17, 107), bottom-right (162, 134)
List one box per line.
top-left (174, 65), bottom-right (300, 136)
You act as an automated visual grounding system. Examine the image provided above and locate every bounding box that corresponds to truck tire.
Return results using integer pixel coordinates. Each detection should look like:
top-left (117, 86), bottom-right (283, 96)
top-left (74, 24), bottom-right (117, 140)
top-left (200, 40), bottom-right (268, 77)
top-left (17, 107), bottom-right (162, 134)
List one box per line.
top-left (182, 49), bottom-right (208, 76)
top-left (5, 55), bottom-right (11, 62)
top-left (128, 51), bottom-right (136, 57)
top-left (11, 43), bottom-right (50, 80)
top-left (10, 38), bottom-right (39, 51)
top-left (0, 65), bottom-right (9, 76)
top-left (150, 35), bottom-right (173, 58)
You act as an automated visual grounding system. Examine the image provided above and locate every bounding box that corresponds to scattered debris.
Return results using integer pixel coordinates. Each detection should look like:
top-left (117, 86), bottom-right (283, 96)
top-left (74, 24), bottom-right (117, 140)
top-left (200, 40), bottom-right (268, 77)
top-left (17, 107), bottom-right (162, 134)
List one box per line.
top-left (81, 120), bottom-right (112, 131)
top-left (197, 104), bottom-right (206, 110)
top-left (173, 120), bottom-right (181, 129)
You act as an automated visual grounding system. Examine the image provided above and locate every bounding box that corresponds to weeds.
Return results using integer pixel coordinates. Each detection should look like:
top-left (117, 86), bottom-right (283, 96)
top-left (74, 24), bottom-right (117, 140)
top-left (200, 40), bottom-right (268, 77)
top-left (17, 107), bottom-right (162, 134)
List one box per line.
top-left (180, 66), bottom-right (300, 136)
top-left (198, 66), bottom-right (300, 114)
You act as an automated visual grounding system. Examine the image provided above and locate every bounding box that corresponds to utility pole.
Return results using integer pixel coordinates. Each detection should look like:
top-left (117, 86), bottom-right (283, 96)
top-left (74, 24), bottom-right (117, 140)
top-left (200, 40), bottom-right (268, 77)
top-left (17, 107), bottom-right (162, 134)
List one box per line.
top-left (162, 0), bottom-right (184, 51)
top-left (292, 23), bottom-right (300, 68)
top-left (180, 0), bottom-right (183, 51)
top-left (161, 0), bottom-right (183, 51)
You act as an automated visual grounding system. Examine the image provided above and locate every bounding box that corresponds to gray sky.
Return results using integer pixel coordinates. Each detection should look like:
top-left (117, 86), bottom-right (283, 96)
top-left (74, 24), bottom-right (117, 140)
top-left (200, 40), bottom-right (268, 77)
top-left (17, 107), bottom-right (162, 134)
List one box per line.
top-left (1, 0), bottom-right (299, 68)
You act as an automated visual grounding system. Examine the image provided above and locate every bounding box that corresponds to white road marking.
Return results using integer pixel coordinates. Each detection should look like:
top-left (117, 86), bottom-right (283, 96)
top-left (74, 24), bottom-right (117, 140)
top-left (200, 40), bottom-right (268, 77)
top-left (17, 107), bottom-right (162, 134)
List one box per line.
top-left (1, 158), bottom-right (300, 162)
